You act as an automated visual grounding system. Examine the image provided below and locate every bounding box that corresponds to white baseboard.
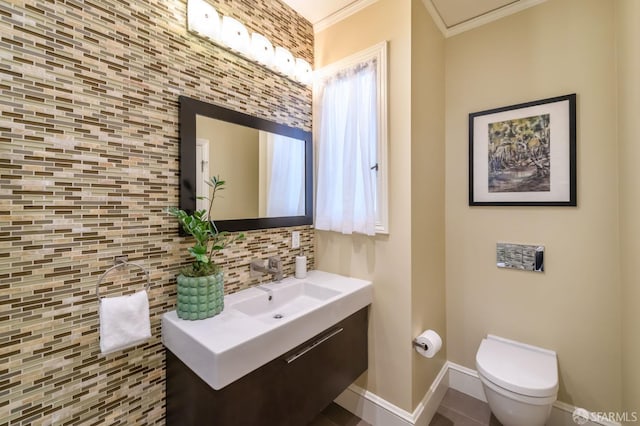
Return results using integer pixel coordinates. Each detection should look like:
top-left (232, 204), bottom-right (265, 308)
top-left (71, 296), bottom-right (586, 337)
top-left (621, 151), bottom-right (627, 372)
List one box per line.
top-left (447, 362), bottom-right (621, 426)
top-left (334, 385), bottom-right (413, 426)
top-left (336, 361), bottom-right (621, 426)
top-left (447, 362), bottom-right (487, 402)
top-left (334, 361), bottom-right (449, 426)
top-left (413, 362), bottom-right (450, 426)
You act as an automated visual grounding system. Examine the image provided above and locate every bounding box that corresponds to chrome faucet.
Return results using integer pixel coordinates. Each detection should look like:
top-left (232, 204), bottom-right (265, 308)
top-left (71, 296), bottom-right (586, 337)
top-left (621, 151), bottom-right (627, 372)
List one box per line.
top-left (250, 256), bottom-right (283, 282)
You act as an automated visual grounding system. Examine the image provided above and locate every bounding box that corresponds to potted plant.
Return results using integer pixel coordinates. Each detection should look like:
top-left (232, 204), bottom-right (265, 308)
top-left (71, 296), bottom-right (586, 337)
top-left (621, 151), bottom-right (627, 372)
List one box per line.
top-left (168, 176), bottom-right (244, 320)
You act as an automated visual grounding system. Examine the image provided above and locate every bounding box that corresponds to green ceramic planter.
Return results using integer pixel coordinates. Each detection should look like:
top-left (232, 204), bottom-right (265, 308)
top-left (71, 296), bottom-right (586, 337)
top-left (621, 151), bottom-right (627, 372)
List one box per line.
top-left (176, 270), bottom-right (224, 320)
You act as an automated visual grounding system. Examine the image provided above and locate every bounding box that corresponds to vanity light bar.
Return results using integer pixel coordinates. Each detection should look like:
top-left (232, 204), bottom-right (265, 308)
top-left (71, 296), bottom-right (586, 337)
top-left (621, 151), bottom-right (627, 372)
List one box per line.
top-left (187, 0), bottom-right (313, 86)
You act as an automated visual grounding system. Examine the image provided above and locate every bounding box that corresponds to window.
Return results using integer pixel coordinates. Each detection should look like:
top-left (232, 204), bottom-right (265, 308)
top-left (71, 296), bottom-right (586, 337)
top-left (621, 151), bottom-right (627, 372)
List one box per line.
top-left (313, 42), bottom-right (388, 235)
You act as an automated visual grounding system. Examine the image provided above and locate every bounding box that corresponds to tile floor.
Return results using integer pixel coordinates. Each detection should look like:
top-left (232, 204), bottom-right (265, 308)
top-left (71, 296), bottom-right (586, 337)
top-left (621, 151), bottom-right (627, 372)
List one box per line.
top-left (308, 388), bottom-right (501, 426)
top-left (308, 402), bottom-right (371, 426)
top-left (431, 389), bottom-right (502, 426)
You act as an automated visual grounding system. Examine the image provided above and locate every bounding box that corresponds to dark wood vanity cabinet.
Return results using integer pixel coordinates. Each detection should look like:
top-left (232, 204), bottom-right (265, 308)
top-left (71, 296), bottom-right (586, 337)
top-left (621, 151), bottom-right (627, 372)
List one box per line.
top-left (165, 307), bottom-right (369, 426)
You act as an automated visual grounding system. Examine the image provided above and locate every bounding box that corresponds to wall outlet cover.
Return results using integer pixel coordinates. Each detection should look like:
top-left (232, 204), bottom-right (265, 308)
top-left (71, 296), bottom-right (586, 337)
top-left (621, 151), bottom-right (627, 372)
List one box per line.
top-left (291, 231), bottom-right (300, 249)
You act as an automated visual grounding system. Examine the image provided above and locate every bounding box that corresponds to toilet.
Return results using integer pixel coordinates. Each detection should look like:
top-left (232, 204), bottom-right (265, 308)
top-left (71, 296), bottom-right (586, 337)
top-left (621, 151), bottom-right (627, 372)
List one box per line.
top-left (475, 335), bottom-right (558, 426)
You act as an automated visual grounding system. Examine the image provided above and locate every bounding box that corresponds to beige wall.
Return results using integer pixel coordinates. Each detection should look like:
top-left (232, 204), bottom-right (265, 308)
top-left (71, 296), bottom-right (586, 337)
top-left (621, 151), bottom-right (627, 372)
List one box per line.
top-left (315, 0), bottom-right (636, 415)
top-left (315, 0), bottom-right (447, 412)
top-left (410, 0), bottom-right (447, 409)
top-left (196, 115), bottom-right (260, 219)
top-left (315, 0), bottom-right (415, 411)
top-left (617, 0), bottom-right (640, 418)
top-left (445, 0), bottom-right (620, 412)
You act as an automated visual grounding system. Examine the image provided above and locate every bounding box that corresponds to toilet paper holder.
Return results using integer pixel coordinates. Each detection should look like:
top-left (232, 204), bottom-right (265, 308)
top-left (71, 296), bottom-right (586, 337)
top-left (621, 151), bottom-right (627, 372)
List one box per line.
top-left (412, 339), bottom-right (429, 351)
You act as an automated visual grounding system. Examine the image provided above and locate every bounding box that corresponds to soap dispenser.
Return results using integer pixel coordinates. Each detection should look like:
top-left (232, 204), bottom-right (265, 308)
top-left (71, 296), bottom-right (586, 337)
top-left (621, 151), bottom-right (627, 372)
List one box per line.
top-left (295, 249), bottom-right (307, 279)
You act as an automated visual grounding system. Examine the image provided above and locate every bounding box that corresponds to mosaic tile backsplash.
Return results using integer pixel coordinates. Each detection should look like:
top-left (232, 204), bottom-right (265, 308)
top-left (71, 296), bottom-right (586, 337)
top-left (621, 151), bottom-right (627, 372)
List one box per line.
top-left (0, 0), bottom-right (313, 424)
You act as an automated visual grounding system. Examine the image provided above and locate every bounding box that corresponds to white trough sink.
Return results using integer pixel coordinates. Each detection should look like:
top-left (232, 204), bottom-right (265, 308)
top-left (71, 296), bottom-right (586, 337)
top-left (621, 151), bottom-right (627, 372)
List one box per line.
top-left (232, 281), bottom-right (340, 322)
top-left (162, 270), bottom-right (373, 390)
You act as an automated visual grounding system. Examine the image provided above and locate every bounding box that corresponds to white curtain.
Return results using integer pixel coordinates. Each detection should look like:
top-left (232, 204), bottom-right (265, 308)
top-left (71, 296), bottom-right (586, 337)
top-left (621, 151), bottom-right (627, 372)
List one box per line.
top-left (315, 61), bottom-right (377, 236)
top-left (265, 133), bottom-right (305, 217)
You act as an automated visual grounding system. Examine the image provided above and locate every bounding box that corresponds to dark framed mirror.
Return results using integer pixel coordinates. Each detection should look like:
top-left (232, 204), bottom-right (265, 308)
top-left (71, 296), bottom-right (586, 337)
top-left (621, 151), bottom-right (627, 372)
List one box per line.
top-left (179, 95), bottom-right (313, 232)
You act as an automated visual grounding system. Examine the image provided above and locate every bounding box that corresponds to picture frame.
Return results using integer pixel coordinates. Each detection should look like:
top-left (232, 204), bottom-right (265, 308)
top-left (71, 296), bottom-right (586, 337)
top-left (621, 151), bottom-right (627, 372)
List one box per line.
top-left (469, 94), bottom-right (576, 206)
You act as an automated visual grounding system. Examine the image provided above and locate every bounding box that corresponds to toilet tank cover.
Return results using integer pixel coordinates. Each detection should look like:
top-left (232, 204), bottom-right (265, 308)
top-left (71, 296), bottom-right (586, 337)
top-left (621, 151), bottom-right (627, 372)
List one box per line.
top-left (475, 335), bottom-right (558, 398)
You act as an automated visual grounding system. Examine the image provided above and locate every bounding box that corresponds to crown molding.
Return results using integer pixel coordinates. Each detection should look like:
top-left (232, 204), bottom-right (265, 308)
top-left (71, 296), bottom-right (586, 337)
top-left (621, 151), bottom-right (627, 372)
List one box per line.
top-left (422, 0), bottom-right (548, 38)
top-left (313, 0), bottom-right (379, 33)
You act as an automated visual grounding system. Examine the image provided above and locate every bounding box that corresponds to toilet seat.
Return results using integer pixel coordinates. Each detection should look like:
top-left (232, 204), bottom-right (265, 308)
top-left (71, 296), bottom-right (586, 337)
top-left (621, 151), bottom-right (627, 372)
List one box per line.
top-left (476, 335), bottom-right (558, 399)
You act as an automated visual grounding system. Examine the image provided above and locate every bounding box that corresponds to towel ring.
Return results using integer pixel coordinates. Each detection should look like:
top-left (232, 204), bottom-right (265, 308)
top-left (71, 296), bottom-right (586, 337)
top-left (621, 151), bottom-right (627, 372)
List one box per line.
top-left (96, 258), bottom-right (150, 300)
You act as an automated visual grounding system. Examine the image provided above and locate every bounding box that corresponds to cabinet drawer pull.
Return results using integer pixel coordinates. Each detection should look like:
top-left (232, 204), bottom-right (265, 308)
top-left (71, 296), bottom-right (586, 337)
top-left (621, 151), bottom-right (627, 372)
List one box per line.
top-left (285, 327), bottom-right (344, 364)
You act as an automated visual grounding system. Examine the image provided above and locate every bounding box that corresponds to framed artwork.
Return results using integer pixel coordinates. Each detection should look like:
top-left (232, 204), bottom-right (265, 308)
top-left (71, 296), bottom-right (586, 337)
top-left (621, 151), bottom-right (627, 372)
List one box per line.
top-left (469, 94), bottom-right (576, 206)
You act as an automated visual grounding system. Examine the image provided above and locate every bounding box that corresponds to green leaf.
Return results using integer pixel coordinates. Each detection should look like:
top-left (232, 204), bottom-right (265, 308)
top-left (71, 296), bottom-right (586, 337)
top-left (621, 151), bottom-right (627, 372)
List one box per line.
top-left (166, 174), bottom-right (243, 277)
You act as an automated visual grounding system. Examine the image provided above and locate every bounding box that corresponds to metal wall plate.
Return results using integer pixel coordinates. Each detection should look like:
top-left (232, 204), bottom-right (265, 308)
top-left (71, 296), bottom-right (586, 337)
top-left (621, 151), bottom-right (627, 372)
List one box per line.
top-left (497, 243), bottom-right (544, 272)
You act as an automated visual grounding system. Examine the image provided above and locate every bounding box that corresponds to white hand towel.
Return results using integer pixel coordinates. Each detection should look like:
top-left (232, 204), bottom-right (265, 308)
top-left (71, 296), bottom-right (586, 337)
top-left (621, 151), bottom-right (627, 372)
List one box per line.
top-left (99, 290), bottom-right (151, 355)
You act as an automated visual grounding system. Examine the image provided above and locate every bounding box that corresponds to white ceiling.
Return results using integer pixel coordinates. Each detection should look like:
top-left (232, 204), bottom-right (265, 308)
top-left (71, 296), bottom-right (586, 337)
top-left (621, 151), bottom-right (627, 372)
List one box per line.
top-left (281, 0), bottom-right (547, 36)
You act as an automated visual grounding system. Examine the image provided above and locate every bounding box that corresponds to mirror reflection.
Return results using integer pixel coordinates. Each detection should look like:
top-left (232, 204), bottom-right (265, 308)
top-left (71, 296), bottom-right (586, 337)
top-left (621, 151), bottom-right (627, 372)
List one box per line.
top-left (195, 115), bottom-right (306, 220)
top-left (179, 95), bottom-right (312, 232)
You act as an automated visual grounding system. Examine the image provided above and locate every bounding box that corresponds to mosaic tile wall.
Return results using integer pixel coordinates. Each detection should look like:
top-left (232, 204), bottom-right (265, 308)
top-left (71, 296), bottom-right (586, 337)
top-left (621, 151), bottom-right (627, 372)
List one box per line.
top-left (0, 0), bottom-right (313, 424)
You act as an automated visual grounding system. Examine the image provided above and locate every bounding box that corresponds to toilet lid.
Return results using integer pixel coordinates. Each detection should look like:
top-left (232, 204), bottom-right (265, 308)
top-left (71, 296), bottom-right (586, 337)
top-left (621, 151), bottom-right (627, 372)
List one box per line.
top-left (476, 335), bottom-right (558, 398)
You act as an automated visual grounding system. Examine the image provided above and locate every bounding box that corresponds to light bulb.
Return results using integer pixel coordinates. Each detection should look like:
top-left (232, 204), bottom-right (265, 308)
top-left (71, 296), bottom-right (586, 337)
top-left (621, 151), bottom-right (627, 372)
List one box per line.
top-left (221, 16), bottom-right (251, 56)
top-left (294, 58), bottom-right (313, 85)
top-left (187, 0), bottom-right (221, 42)
top-left (250, 33), bottom-right (274, 67)
top-left (274, 46), bottom-right (295, 77)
